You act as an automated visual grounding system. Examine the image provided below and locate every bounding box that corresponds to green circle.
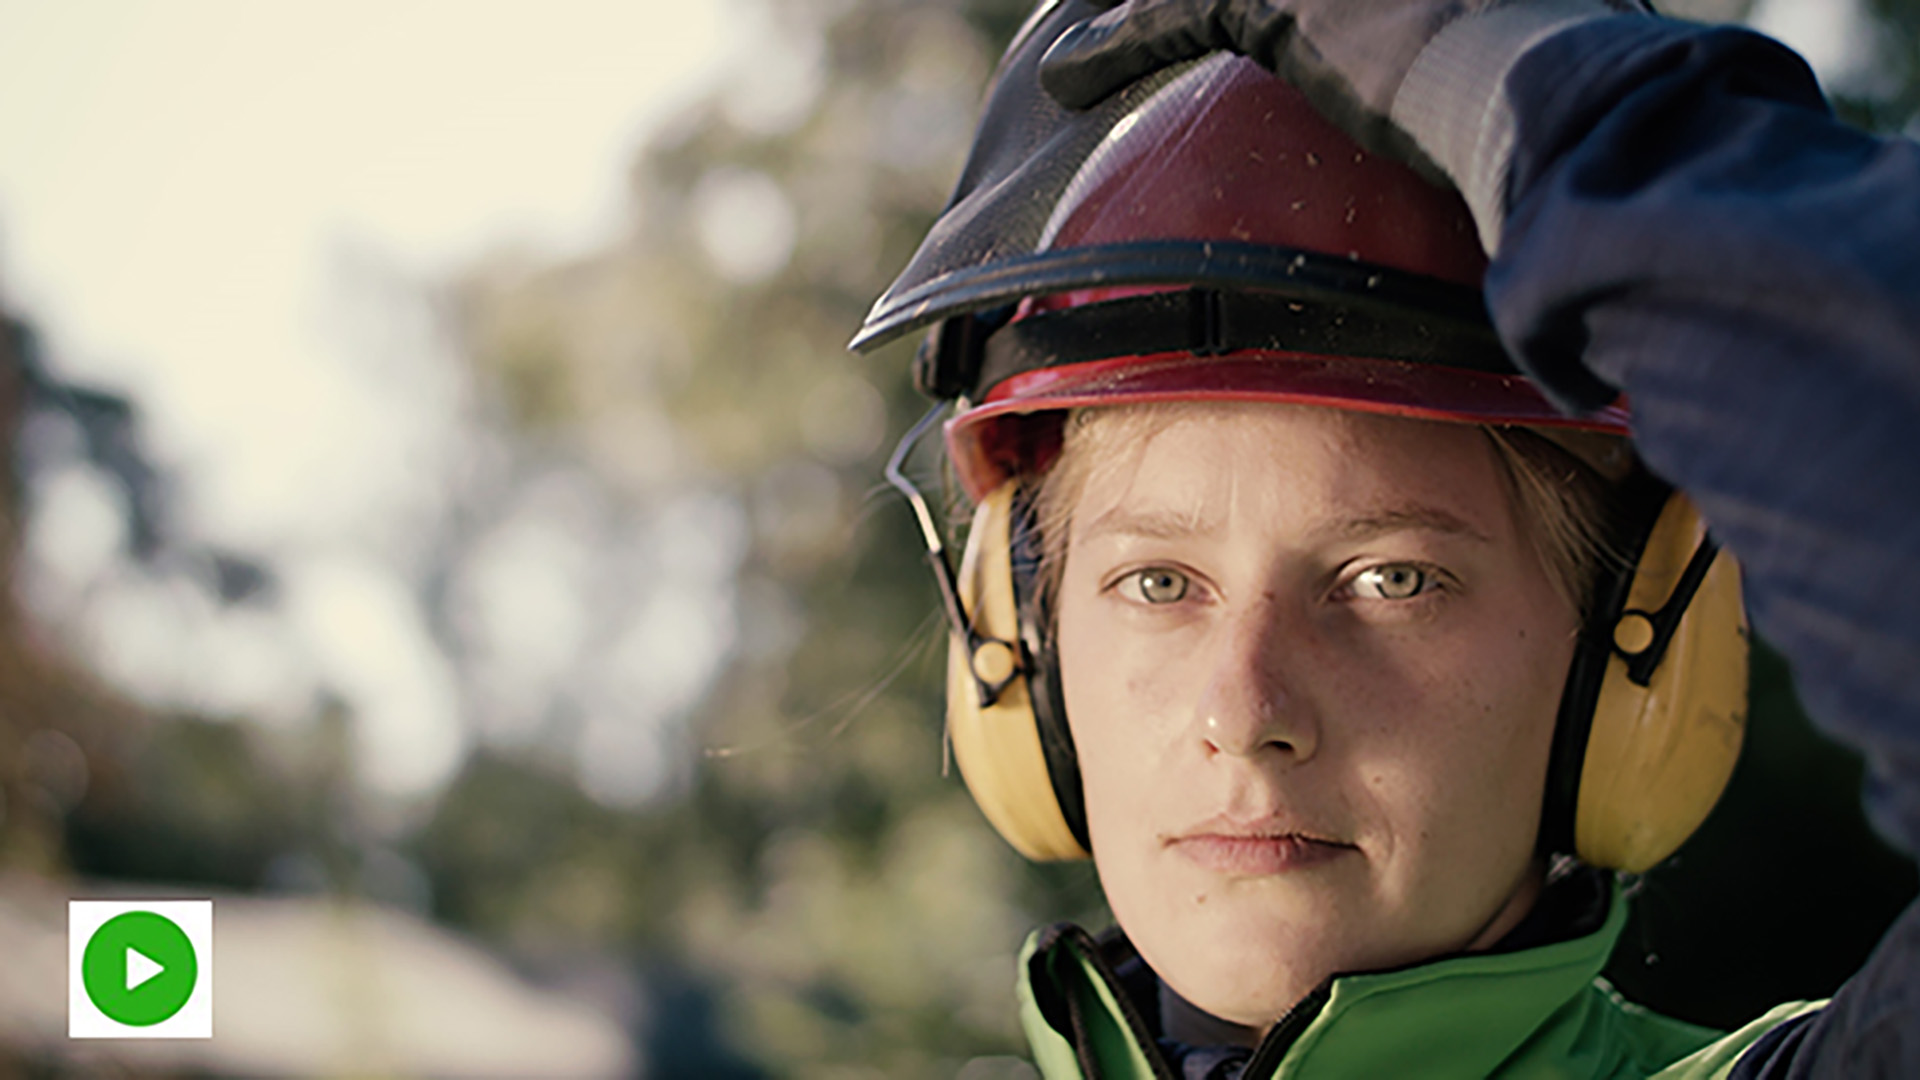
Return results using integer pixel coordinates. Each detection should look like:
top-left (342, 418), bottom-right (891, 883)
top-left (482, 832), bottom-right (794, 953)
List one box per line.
top-left (81, 911), bottom-right (197, 1027)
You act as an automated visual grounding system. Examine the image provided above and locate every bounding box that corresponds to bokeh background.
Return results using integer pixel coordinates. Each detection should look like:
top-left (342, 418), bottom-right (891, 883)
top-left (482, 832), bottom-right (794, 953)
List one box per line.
top-left (0, 0), bottom-right (1915, 1076)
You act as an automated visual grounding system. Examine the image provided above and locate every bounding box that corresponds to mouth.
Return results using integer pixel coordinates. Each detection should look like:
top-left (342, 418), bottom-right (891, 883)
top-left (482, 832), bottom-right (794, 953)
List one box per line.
top-left (1166, 821), bottom-right (1357, 876)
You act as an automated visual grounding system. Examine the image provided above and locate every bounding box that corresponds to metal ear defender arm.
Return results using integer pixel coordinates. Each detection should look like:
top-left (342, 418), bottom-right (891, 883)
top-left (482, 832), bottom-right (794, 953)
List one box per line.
top-left (886, 403), bottom-right (1026, 707)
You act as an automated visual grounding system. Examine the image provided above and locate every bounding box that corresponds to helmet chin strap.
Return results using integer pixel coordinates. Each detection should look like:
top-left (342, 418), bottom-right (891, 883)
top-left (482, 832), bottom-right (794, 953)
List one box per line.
top-left (885, 403), bottom-right (1026, 707)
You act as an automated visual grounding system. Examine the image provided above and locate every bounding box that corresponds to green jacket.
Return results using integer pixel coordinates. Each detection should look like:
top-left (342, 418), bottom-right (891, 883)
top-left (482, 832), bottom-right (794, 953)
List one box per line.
top-left (1016, 884), bottom-right (1821, 1079)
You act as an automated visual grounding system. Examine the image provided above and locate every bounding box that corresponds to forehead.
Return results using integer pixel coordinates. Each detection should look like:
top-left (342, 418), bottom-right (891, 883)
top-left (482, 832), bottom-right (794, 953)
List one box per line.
top-left (1066, 402), bottom-right (1515, 538)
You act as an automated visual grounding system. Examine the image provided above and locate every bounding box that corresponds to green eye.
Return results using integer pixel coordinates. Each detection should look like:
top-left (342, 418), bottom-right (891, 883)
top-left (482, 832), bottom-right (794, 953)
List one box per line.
top-left (1353, 564), bottom-right (1429, 600)
top-left (1133, 567), bottom-right (1190, 604)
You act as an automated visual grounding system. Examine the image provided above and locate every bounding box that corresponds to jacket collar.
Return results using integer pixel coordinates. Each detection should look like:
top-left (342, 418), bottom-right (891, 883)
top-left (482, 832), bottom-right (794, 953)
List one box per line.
top-left (1019, 874), bottom-right (1630, 1079)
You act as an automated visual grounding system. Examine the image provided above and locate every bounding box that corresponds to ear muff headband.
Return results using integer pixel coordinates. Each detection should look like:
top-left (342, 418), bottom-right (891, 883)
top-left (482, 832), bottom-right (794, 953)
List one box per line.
top-left (944, 470), bottom-right (1745, 872)
top-left (1006, 484), bottom-right (1091, 852)
top-left (947, 482), bottom-right (1091, 860)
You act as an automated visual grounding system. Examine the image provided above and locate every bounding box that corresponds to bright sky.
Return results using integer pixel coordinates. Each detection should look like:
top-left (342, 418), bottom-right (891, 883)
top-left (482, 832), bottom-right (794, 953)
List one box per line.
top-left (0, 1), bottom-right (732, 548)
top-left (0, 0), bottom-right (750, 802)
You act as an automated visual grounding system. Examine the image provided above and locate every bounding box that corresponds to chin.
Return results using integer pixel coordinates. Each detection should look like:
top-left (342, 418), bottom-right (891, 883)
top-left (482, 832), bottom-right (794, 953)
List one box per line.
top-left (1138, 895), bottom-right (1353, 1027)
top-left (1163, 943), bottom-right (1326, 1029)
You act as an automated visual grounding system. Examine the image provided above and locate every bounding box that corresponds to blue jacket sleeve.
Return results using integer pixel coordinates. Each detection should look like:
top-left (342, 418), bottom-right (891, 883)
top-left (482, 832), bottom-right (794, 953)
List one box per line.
top-left (1495, 17), bottom-right (1920, 859)
top-left (1492, 22), bottom-right (1920, 1074)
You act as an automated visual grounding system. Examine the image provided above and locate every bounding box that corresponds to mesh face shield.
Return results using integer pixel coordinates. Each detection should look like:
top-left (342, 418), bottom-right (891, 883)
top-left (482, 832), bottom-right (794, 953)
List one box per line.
top-left (856, 0), bottom-right (1626, 499)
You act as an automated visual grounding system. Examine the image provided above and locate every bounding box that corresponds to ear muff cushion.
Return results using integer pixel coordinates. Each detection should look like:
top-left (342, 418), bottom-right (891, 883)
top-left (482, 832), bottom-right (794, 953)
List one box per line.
top-left (1575, 493), bottom-right (1748, 872)
top-left (948, 482), bottom-right (1091, 861)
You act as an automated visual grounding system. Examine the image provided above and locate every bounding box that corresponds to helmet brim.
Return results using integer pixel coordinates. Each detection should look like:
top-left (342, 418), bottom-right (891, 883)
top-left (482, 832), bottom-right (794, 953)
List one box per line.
top-left (945, 350), bottom-right (1630, 501)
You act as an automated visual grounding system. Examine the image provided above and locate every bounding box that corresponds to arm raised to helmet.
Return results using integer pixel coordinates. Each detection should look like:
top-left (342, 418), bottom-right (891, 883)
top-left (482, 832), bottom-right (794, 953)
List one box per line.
top-left (1047, 2), bottom-right (1920, 1075)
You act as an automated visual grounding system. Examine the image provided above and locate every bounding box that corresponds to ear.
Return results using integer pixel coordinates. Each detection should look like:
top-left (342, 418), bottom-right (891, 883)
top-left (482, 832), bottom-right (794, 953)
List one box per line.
top-left (947, 481), bottom-right (1091, 861)
top-left (1573, 492), bottom-right (1748, 872)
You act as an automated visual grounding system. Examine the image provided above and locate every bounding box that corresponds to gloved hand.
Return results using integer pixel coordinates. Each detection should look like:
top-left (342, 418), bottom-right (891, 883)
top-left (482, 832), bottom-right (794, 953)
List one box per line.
top-left (1039, 0), bottom-right (1650, 248)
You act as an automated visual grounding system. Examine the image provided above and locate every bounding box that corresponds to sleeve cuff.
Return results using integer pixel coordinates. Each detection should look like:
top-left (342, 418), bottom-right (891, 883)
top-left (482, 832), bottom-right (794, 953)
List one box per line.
top-left (1390, 0), bottom-right (1628, 254)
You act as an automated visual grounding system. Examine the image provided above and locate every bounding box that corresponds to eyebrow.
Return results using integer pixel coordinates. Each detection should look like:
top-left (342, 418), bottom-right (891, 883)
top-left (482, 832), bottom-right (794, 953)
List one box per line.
top-left (1077, 506), bottom-right (1215, 544)
top-left (1075, 503), bottom-right (1492, 545)
top-left (1326, 505), bottom-right (1493, 544)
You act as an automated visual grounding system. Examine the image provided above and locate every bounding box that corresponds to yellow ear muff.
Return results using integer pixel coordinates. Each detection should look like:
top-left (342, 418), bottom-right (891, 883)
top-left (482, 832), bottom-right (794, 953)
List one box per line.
top-left (1574, 493), bottom-right (1748, 872)
top-left (947, 482), bottom-right (1090, 861)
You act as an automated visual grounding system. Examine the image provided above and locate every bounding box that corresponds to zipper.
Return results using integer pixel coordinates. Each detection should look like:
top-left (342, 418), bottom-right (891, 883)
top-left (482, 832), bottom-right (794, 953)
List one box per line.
top-left (1240, 981), bottom-right (1333, 1078)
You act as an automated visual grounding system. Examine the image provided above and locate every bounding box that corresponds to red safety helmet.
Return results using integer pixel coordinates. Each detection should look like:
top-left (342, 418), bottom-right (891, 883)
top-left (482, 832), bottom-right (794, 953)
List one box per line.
top-left (859, 0), bottom-right (1742, 875)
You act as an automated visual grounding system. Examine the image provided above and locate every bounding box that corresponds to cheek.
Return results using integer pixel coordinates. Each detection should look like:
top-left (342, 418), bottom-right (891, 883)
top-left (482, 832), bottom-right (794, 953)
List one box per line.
top-left (1054, 587), bottom-right (1203, 854)
top-left (1058, 595), bottom-right (1153, 800)
top-left (1377, 616), bottom-right (1573, 867)
top-left (1056, 633), bottom-right (1209, 998)
top-left (1460, 609), bottom-right (1577, 776)
top-left (1317, 595), bottom-right (1570, 862)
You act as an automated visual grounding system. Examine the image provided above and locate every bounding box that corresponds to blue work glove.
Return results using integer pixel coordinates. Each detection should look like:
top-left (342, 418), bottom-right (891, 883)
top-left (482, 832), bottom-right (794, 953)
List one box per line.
top-left (1039, 0), bottom-right (1650, 250)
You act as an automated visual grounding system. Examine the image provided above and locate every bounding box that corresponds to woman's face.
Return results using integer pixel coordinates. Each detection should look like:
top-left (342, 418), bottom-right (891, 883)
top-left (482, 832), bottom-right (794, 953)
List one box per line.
top-left (1055, 403), bottom-right (1580, 1031)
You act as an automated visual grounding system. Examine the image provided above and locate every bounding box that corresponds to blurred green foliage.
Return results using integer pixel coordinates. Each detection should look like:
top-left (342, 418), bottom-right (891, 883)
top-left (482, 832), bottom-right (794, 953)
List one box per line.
top-left (445, 2), bottom-right (1112, 1074)
top-left (1839, 0), bottom-right (1920, 129)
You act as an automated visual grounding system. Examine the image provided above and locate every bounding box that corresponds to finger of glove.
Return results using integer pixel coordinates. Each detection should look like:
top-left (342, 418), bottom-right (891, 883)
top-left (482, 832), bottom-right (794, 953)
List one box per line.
top-left (1039, 0), bottom-right (1243, 110)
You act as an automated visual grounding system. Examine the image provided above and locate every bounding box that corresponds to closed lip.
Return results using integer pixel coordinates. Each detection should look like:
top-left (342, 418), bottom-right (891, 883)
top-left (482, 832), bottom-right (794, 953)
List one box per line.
top-left (1165, 817), bottom-right (1356, 875)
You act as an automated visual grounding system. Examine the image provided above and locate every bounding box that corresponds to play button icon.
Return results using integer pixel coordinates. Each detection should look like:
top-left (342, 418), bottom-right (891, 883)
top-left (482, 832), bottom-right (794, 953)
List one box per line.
top-left (80, 911), bottom-right (198, 1027)
top-left (126, 946), bottom-right (164, 992)
top-left (70, 900), bottom-right (212, 1038)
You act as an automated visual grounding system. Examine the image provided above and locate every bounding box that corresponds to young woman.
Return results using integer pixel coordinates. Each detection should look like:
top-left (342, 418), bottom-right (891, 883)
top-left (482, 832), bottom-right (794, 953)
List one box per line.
top-left (858, 1), bottom-right (1920, 1075)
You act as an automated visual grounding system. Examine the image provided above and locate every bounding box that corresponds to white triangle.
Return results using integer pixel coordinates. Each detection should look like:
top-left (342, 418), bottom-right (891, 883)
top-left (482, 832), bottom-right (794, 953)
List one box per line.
top-left (125, 947), bottom-right (164, 992)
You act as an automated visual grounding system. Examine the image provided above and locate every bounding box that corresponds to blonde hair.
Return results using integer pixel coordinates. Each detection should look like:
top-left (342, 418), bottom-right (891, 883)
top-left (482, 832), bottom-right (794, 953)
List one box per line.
top-left (1028, 403), bottom-right (1618, 621)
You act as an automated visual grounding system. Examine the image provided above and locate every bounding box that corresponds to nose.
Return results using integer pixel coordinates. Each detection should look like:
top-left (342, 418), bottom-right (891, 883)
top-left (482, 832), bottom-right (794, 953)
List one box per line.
top-left (1193, 605), bottom-right (1318, 762)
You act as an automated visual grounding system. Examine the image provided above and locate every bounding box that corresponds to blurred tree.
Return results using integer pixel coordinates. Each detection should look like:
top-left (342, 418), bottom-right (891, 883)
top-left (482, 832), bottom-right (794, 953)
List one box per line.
top-left (0, 315), bottom-right (151, 884)
top-left (446, 2), bottom-right (1105, 1075)
top-left (1837, 0), bottom-right (1920, 130)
